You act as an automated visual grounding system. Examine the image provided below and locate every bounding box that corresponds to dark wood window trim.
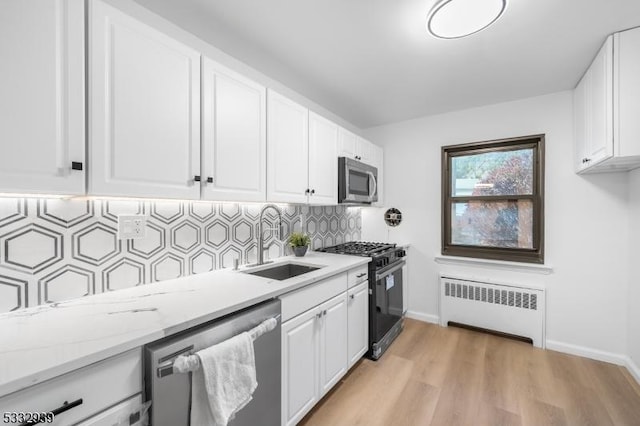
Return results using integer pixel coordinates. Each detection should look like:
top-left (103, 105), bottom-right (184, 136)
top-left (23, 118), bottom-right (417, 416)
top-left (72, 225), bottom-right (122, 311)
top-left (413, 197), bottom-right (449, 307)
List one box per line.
top-left (442, 134), bottom-right (545, 264)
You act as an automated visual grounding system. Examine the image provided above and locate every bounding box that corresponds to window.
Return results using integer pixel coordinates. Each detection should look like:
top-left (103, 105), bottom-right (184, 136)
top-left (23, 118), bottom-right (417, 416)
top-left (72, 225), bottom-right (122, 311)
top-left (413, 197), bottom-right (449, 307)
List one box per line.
top-left (442, 135), bottom-right (545, 263)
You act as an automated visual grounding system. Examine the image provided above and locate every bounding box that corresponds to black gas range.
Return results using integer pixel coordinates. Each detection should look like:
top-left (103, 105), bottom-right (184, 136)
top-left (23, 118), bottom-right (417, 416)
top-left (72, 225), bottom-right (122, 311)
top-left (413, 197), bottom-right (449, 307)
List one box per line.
top-left (318, 241), bottom-right (406, 360)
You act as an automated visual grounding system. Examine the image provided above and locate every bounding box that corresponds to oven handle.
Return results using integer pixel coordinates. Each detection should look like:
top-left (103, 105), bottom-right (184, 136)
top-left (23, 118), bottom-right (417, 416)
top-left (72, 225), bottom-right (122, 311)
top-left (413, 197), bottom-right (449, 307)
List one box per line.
top-left (375, 260), bottom-right (405, 281)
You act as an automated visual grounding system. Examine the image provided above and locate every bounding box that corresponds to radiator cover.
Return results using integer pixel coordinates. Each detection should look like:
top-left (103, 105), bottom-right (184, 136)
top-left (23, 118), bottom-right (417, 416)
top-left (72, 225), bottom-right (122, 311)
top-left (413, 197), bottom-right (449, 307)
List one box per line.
top-left (439, 275), bottom-right (546, 348)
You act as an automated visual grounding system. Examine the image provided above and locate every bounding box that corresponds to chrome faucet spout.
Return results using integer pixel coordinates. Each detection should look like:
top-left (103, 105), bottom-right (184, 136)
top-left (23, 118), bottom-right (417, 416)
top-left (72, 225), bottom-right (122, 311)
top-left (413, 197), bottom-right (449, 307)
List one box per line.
top-left (256, 204), bottom-right (283, 266)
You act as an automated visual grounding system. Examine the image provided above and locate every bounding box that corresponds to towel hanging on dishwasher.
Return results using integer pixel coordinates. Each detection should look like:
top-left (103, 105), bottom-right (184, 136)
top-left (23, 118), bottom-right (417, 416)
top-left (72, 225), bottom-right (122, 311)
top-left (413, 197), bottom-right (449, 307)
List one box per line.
top-left (172, 317), bottom-right (277, 375)
top-left (171, 316), bottom-right (278, 426)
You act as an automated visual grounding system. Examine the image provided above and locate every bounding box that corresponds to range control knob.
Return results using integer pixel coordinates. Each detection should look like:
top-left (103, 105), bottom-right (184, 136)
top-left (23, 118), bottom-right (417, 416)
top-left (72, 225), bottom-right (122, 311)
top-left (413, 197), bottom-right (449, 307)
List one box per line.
top-left (396, 249), bottom-right (406, 258)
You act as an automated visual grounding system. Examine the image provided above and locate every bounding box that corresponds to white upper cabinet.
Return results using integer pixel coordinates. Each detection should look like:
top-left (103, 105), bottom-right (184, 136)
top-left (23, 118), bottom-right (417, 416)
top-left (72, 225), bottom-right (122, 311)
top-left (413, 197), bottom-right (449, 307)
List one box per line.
top-left (0, 0), bottom-right (85, 195)
top-left (338, 128), bottom-right (373, 165)
top-left (574, 29), bottom-right (640, 173)
top-left (202, 58), bottom-right (266, 202)
top-left (89, 0), bottom-right (201, 199)
top-left (268, 91), bottom-right (339, 205)
top-left (574, 36), bottom-right (613, 172)
top-left (308, 112), bottom-right (338, 205)
top-left (267, 90), bottom-right (309, 203)
top-left (614, 28), bottom-right (640, 159)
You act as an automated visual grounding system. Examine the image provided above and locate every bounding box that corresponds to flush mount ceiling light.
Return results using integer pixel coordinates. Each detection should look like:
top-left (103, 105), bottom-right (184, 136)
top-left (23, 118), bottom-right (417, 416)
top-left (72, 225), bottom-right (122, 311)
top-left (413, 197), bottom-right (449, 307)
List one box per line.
top-left (427, 0), bottom-right (508, 39)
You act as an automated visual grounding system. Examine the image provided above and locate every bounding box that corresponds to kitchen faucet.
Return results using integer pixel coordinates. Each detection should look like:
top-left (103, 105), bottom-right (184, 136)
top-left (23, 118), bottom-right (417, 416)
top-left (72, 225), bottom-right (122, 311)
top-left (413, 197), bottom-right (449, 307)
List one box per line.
top-left (254, 204), bottom-right (283, 266)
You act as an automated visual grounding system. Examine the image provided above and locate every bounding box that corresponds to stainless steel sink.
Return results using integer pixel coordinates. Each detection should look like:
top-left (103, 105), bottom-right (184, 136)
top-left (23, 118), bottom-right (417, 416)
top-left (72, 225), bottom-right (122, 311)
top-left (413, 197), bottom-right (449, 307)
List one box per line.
top-left (243, 262), bottom-right (321, 281)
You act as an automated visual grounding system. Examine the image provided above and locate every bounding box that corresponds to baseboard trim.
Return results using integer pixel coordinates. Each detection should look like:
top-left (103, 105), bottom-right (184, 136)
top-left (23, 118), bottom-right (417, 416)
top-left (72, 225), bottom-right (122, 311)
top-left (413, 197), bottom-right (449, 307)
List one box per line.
top-left (546, 339), bottom-right (626, 365)
top-left (405, 311), bottom-right (439, 324)
top-left (625, 356), bottom-right (640, 386)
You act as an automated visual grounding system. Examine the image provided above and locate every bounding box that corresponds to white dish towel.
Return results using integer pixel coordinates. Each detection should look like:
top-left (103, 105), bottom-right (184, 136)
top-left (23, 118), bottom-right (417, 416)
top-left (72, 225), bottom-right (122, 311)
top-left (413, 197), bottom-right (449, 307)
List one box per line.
top-left (190, 331), bottom-right (258, 426)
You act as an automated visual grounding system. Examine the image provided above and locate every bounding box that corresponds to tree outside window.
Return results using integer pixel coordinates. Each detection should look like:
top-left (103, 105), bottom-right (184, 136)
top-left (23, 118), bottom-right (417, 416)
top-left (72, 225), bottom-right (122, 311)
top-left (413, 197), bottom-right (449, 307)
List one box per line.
top-left (442, 135), bottom-right (544, 263)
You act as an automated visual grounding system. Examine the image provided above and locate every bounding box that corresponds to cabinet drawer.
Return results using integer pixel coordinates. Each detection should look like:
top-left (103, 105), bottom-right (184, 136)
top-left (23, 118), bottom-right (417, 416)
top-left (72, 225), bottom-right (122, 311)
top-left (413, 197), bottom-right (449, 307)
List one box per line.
top-left (76, 394), bottom-right (144, 426)
top-left (347, 265), bottom-right (369, 288)
top-left (280, 273), bottom-right (347, 322)
top-left (0, 349), bottom-right (142, 425)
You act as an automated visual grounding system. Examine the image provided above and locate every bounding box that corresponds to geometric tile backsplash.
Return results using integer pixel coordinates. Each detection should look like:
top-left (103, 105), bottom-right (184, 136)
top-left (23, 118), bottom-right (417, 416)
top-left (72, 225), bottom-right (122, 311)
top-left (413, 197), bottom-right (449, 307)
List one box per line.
top-left (0, 198), bottom-right (361, 313)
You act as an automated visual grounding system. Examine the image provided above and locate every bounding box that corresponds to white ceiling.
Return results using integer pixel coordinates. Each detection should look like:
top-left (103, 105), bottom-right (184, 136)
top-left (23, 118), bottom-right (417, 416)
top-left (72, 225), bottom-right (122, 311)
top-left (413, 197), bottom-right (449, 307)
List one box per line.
top-left (133, 0), bottom-right (640, 129)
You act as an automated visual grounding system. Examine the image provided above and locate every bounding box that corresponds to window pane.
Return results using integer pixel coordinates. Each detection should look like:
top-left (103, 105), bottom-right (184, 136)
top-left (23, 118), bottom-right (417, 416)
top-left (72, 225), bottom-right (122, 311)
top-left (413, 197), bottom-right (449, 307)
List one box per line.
top-left (451, 200), bottom-right (533, 249)
top-left (451, 148), bottom-right (534, 196)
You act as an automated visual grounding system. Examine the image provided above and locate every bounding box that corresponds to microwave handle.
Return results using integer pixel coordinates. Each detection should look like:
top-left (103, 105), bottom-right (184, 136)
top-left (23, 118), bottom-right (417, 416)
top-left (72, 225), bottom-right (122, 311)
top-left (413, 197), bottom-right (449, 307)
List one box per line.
top-left (367, 171), bottom-right (377, 201)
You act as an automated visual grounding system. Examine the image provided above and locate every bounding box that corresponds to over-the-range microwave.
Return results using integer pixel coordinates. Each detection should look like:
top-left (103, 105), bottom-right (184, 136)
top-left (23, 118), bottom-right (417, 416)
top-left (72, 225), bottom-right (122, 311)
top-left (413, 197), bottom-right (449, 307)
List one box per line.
top-left (338, 157), bottom-right (378, 204)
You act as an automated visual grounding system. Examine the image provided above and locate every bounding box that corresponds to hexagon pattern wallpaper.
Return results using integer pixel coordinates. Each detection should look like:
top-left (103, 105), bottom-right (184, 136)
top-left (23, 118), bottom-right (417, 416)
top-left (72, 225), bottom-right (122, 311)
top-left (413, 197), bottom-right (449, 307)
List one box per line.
top-left (0, 198), bottom-right (361, 313)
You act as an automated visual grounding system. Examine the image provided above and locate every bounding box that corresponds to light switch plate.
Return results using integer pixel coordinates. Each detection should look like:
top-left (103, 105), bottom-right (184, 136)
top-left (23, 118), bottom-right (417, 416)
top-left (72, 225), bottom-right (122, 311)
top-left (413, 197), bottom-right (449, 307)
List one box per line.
top-left (117, 214), bottom-right (147, 240)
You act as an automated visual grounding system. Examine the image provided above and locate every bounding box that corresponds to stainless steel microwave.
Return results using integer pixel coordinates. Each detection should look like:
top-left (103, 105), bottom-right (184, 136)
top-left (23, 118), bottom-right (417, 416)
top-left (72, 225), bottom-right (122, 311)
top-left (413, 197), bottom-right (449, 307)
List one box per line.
top-left (338, 157), bottom-right (378, 204)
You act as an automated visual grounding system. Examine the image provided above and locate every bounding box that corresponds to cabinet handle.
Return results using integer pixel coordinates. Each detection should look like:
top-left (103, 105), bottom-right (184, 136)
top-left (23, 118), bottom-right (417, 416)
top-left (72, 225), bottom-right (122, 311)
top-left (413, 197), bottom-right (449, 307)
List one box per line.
top-left (323, 310), bottom-right (327, 316)
top-left (305, 188), bottom-right (310, 195)
top-left (310, 189), bottom-right (315, 195)
top-left (207, 177), bottom-right (213, 183)
top-left (19, 399), bottom-right (83, 425)
top-left (316, 312), bottom-right (322, 319)
top-left (71, 161), bottom-right (83, 171)
top-left (194, 175), bottom-right (201, 182)
top-left (356, 273), bottom-right (367, 278)
top-left (350, 294), bottom-right (355, 300)
top-left (582, 158), bottom-right (591, 164)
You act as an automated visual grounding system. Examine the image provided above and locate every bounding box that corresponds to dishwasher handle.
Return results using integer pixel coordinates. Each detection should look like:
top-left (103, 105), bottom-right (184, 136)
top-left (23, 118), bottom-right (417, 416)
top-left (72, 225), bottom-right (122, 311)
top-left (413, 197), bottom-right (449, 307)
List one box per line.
top-left (157, 345), bottom-right (194, 378)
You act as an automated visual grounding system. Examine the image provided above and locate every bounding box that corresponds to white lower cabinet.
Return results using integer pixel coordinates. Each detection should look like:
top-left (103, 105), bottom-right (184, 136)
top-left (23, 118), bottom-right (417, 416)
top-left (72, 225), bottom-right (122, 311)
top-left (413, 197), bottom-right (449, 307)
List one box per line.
top-left (319, 293), bottom-right (348, 395)
top-left (0, 350), bottom-right (142, 426)
top-left (347, 281), bottom-right (369, 368)
top-left (280, 266), bottom-right (368, 425)
top-left (281, 292), bottom-right (348, 426)
top-left (76, 394), bottom-right (144, 426)
top-left (281, 304), bottom-right (321, 426)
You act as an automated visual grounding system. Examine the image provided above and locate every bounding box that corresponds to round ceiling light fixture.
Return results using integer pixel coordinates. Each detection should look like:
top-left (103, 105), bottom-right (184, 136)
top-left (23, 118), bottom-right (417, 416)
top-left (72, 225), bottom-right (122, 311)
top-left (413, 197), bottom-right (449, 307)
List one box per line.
top-left (426, 0), bottom-right (508, 39)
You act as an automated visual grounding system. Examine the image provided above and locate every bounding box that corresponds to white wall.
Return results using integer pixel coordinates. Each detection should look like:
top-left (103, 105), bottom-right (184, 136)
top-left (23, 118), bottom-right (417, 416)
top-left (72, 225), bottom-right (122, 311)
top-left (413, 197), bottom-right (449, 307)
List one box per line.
top-left (628, 169), bottom-right (640, 376)
top-left (362, 91), bottom-right (630, 361)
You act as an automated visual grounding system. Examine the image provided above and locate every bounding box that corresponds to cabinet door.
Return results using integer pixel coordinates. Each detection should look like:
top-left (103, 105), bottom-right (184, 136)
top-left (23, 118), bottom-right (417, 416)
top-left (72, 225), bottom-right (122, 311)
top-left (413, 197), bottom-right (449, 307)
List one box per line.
top-left (347, 282), bottom-right (369, 368)
top-left (338, 127), bottom-right (359, 159)
top-left (202, 58), bottom-right (266, 201)
top-left (358, 137), bottom-right (374, 165)
top-left (308, 112), bottom-right (338, 205)
top-left (267, 90), bottom-right (309, 203)
top-left (282, 308), bottom-right (319, 426)
top-left (574, 68), bottom-right (590, 172)
top-left (586, 36), bottom-right (614, 166)
top-left (319, 293), bottom-right (348, 396)
top-left (0, 0), bottom-right (84, 195)
top-left (90, 0), bottom-right (201, 199)
top-left (615, 28), bottom-right (640, 157)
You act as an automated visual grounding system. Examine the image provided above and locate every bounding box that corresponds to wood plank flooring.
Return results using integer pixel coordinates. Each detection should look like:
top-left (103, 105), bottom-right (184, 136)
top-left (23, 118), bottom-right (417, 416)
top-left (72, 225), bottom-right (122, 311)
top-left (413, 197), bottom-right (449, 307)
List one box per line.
top-left (299, 319), bottom-right (640, 426)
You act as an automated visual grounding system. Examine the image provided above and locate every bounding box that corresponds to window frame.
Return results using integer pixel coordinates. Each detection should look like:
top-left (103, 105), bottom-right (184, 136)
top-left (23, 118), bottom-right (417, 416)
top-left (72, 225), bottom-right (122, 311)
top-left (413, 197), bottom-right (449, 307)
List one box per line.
top-left (441, 134), bottom-right (545, 264)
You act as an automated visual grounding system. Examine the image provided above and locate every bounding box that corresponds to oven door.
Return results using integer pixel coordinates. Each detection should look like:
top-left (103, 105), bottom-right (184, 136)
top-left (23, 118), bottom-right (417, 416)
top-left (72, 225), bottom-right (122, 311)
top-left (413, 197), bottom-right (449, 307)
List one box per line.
top-left (372, 260), bottom-right (405, 344)
top-left (338, 157), bottom-right (378, 204)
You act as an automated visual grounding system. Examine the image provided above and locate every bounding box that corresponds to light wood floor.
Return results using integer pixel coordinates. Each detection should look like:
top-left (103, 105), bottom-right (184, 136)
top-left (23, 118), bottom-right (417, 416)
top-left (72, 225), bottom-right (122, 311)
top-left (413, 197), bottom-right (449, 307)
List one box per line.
top-left (300, 319), bottom-right (640, 426)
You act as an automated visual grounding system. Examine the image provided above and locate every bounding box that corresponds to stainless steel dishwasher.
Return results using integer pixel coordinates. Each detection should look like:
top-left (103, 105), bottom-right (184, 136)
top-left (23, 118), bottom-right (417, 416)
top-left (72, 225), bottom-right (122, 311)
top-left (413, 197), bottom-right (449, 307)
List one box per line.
top-left (144, 299), bottom-right (281, 426)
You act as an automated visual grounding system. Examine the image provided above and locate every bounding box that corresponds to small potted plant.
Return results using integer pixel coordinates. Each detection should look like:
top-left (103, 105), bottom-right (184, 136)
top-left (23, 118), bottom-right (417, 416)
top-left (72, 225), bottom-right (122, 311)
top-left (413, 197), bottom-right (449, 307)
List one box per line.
top-left (288, 232), bottom-right (311, 257)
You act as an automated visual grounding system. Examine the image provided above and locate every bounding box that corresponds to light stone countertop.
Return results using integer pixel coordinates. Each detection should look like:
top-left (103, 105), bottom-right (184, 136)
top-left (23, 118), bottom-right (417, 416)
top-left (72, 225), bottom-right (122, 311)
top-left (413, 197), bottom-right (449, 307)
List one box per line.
top-left (0, 252), bottom-right (370, 397)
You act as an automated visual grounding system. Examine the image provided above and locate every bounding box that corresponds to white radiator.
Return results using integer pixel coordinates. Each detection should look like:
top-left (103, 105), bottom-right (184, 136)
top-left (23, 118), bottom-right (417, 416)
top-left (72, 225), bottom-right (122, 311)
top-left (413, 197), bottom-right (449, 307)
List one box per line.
top-left (439, 275), bottom-right (546, 348)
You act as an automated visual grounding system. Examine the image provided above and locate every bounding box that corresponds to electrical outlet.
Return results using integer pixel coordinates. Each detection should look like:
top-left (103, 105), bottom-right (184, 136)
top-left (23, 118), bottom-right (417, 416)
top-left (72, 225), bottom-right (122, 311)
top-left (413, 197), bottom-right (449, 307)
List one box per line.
top-left (117, 214), bottom-right (147, 240)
